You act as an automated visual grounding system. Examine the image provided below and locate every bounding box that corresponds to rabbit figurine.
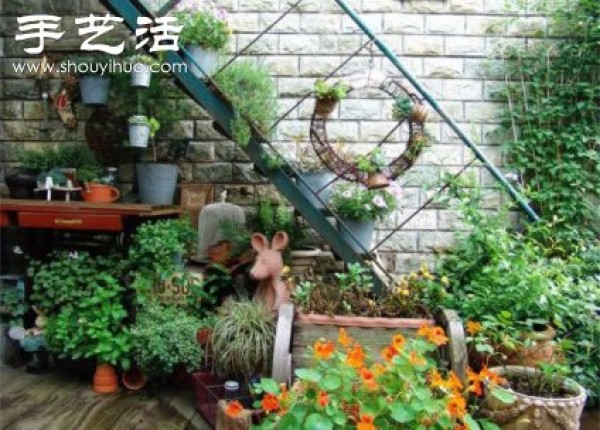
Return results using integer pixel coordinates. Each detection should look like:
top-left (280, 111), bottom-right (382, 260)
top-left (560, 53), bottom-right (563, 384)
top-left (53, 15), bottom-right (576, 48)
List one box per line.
top-left (250, 231), bottom-right (290, 312)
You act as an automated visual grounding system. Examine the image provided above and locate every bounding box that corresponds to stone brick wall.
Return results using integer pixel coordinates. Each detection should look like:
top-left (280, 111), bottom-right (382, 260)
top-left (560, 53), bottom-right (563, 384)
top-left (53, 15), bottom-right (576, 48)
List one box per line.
top-left (0, 0), bottom-right (542, 272)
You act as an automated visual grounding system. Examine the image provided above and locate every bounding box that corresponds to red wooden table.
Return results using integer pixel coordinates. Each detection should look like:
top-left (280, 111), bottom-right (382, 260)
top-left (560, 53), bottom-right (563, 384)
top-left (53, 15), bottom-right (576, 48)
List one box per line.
top-left (0, 199), bottom-right (181, 232)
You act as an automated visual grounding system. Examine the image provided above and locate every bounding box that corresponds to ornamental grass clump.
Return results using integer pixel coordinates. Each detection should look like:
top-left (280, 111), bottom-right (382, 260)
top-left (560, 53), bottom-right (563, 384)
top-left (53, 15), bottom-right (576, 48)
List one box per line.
top-left (246, 328), bottom-right (503, 429)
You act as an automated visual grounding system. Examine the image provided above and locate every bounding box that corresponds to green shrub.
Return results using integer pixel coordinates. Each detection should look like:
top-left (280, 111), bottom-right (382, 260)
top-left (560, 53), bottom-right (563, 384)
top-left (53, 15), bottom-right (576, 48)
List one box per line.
top-left (131, 301), bottom-right (206, 378)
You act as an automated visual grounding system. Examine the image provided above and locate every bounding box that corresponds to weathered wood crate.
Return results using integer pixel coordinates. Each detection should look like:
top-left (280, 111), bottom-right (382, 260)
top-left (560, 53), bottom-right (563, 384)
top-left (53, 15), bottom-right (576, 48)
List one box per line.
top-left (272, 304), bottom-right (467, 385)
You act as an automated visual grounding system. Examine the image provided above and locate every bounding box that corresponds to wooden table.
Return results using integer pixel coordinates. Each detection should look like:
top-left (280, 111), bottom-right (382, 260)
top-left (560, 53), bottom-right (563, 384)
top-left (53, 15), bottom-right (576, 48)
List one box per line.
top-left (0, 199), bottom-right (181, 232)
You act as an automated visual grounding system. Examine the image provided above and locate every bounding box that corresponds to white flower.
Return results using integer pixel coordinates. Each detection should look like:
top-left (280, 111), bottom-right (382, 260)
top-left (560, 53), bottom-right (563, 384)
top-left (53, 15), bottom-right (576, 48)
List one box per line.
top-left (342, 190), bottom-right (353, 199)
top-left (372, 195), bottom-right (387, 208)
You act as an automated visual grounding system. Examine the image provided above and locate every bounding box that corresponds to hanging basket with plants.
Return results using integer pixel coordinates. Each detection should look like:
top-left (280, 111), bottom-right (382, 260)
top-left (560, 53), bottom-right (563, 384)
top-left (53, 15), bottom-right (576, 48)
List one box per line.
top-left (313, 79), bottom-right (349, 118)
top-left (310, 73), bottom-right (430, 188)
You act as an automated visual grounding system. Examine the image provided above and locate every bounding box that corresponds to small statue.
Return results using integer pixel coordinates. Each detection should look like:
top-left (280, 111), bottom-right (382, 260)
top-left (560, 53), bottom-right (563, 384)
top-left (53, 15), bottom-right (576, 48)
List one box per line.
top-left (250, 231), bottom-right (290, 313)
top-left (18, 306), bottom-right (48, 373)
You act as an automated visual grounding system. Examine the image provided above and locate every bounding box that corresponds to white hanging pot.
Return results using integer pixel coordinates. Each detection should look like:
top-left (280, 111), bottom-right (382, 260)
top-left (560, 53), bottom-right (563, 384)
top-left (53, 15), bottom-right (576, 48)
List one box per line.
top-left (131, 63), bottom-right (152, 88)
top-left (128, 116), bottom-right (150, 148)
top-left (185, 45), bottom-right (219, 79)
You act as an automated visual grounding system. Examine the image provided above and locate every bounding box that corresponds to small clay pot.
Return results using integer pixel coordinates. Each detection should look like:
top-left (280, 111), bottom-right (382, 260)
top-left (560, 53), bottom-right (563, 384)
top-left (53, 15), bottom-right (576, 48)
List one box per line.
top-left (314, 98), bottom-right (338, 117)
top-left (410, 105), bottom-right (428, 123)
top-left (367, 172), bottom-right (389, 190)
top-left (122, 365), bottom-right (147, 391)
top-left (81, 183), bottom-right (120, 203)
top-left (93, 363), bottom-right (119, 394)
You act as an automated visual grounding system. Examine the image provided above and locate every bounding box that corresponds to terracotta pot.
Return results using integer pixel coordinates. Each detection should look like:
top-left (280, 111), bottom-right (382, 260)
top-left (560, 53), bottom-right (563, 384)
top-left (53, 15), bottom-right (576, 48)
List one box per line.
top-left (367, 172), bottom-right (389, 189)
top-left (197, 328), bottom-right (213, 346)
top-left (81, 183), bottom-right (120, 203)
top-left (314, 98), bottom-right (338, 117)
top-left (480, 366), bottom-right (586, 430)
top-left (93, 363), bottom-right (119, 394)
top-left (410, 105), bottom-right (428, 123)
top-left (122, 366), bottom-right (147, 391)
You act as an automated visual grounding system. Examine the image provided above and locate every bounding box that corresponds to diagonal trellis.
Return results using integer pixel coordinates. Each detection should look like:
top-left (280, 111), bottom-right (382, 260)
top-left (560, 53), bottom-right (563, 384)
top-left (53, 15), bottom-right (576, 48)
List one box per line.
top-left (102, 0), bottom-right (538, 290)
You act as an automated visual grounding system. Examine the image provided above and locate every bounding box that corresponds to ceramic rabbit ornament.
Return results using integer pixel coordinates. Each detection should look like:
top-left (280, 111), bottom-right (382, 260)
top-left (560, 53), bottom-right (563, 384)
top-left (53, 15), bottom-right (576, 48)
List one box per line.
top-left (250, 231), bottom-right (290, 312)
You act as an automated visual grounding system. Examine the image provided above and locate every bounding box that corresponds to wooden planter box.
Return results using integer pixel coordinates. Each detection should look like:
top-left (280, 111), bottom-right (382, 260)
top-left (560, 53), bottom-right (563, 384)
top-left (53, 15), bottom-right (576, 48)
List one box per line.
top-left (271, 304), bottom-right (467, 385)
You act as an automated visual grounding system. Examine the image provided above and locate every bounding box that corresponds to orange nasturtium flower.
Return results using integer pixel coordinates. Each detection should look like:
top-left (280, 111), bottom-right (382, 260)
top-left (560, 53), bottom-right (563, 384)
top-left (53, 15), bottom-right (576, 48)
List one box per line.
top-left (314, 340), bottom-right (335, 360)
top-left (428, 369), bottom-right (445, 389)
top-left (418, 325), bottom-right (449, 346)
top-left (225, 400), bottom-right (244, 418)
top-left (346, 344), bottom-right (365, 368)
top-left (360, 367), bottom-right (378, 391)
top-left (446, 372), bottom-right (464, 393)
top-left (381, 345), bottom-right (398, 362)
top-left (357, 413), bottom-right (377, 430)
top-left (446, 393), bottom-right (467, 419)
top-left (409, 350), bottom-right (426, 366)
top-left (338, 328), bottom-right (353, 347)
top-left (262, 393), bottom-right (280, 413)
top-left (466, 321), bottom-right (482, 336)
top-left (392, 334), bottom-right (405, 351)
top-left (317, 390), bottom-right (329, 407)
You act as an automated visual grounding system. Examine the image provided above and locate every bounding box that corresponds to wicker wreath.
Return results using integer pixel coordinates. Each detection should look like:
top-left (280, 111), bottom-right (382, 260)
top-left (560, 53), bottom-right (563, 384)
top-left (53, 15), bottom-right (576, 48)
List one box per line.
top-left (309, 73), bottom-right (429, 185)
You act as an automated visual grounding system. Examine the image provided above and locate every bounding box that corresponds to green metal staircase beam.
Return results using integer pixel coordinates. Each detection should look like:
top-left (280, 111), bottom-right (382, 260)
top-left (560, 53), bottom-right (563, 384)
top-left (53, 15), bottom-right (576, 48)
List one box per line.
top-left (101, 0), bottom-right (384, 289)
top-left (334, 0), bottom-right (539, 222)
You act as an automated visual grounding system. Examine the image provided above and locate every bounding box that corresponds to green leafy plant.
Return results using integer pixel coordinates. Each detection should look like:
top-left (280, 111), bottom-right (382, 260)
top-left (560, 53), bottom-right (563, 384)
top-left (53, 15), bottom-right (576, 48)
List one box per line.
top-left (392, 96), bottom-right (413, 121)
top-left (0, 279), bottom-right (26, 327)
top-left (252, 329), bottom-right (500, 430)
top-left (211, 297), bottom-right (275, 378)
top-left (128, 218), bottom-right (197, 301)
top-left (131, 300), bottom-right (205, 379)
top-left (186, 263), bottom-right (232, 318)
top-left (29, 251), bottom-right (124, 315)
top-left (44, 271), bottom-right (131, 369)
top-left (356, 148), bottom-right (387, 174)
top-left (314, 79), bottom-right (349, 101)
top-left (17, 144), bottom-right (102, 176)
top-left (493, 0), bottom-right (600, 247)
top-left (213, 60), bottom-right (278, 147)
top-left (330, 183), bottom-right (397, 221)
top-left (173, 1), bottom-right (231, 50)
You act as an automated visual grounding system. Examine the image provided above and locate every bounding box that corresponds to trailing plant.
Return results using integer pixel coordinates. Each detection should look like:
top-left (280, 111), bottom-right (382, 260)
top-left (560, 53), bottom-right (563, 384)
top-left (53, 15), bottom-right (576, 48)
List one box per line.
top-left (250, 328), bottom-right (501, 430)
top-left (130, 300), bottom-right (205, 379)
top-left (173, 0), bottom-right (231, 50)
top-left (493, 0), bottom-right (600, 246)
top-left (330, 182), bottom-right (397, 221)
top-left (211, 297), bottom-right (275, 378)
top-left (29, 251), bottom-right (124, 315)
top-left (213, 60), bottom-right (278, 147)
top-left (44, 272), bottom-right (131, 369)
top-left (313, 79), bottom-right (349, 101)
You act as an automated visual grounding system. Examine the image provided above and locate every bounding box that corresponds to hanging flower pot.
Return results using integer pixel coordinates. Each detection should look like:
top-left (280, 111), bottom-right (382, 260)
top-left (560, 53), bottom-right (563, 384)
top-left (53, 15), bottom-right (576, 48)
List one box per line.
top-left (367, 172), bottom-right (389, 190)
top-left (185, 45), bottom-right (220, 79)
top-left (297, 171), bottom-right (336, 209)
top-left (128, 115), bottom-right (150, 148)
top-left (79, 74), bottom-right (110, 106)
top-left (92, 363), bottom-right (119, 394)
top-left (131, 62), bottom-right (152, 88)
top-left (410, 104), bottom-right (428, 123)
top-left (314, 98), bottom-right (338, 117)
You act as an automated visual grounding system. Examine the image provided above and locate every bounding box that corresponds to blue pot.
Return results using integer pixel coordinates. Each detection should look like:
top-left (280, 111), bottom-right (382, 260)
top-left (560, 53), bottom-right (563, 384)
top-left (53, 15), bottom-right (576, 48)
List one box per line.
top-left (79, 75), bottom-right (110, 106)
top-left (338, 218), bottom-right (375, 254)
top-left (297, 171), bottom-right (335, 209)
top-left (136, 163), bottom-right (179, 205)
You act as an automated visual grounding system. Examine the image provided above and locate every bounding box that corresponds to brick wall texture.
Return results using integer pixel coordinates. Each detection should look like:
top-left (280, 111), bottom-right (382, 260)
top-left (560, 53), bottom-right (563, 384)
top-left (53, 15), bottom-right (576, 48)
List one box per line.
top-left (0, 0), bottom-right (542, 272)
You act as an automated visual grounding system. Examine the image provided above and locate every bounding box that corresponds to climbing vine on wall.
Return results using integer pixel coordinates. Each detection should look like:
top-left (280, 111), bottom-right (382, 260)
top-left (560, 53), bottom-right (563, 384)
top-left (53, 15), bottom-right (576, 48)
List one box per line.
top-left (495, 0), bottom-right (599, 247)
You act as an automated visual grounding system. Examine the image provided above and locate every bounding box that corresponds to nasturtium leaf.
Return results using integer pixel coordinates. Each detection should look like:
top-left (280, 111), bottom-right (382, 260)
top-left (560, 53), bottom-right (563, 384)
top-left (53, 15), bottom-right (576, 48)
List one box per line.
top-left (303, 413), bottom-right (333, 430)
top-left (390, 402), bottom-right (415, 423)
top-left (260, 379), bottom-right (281, 394)
top-left (480, 419), bottom-right (502, 430)
top-left (278, 413), bottom-right (300, 430)
top-left (319, 374), bottom-right (342, 391)
top-left (295, 368), bottom-right (321, 382)
top-left (463, 414), bottom-right (481, 430)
